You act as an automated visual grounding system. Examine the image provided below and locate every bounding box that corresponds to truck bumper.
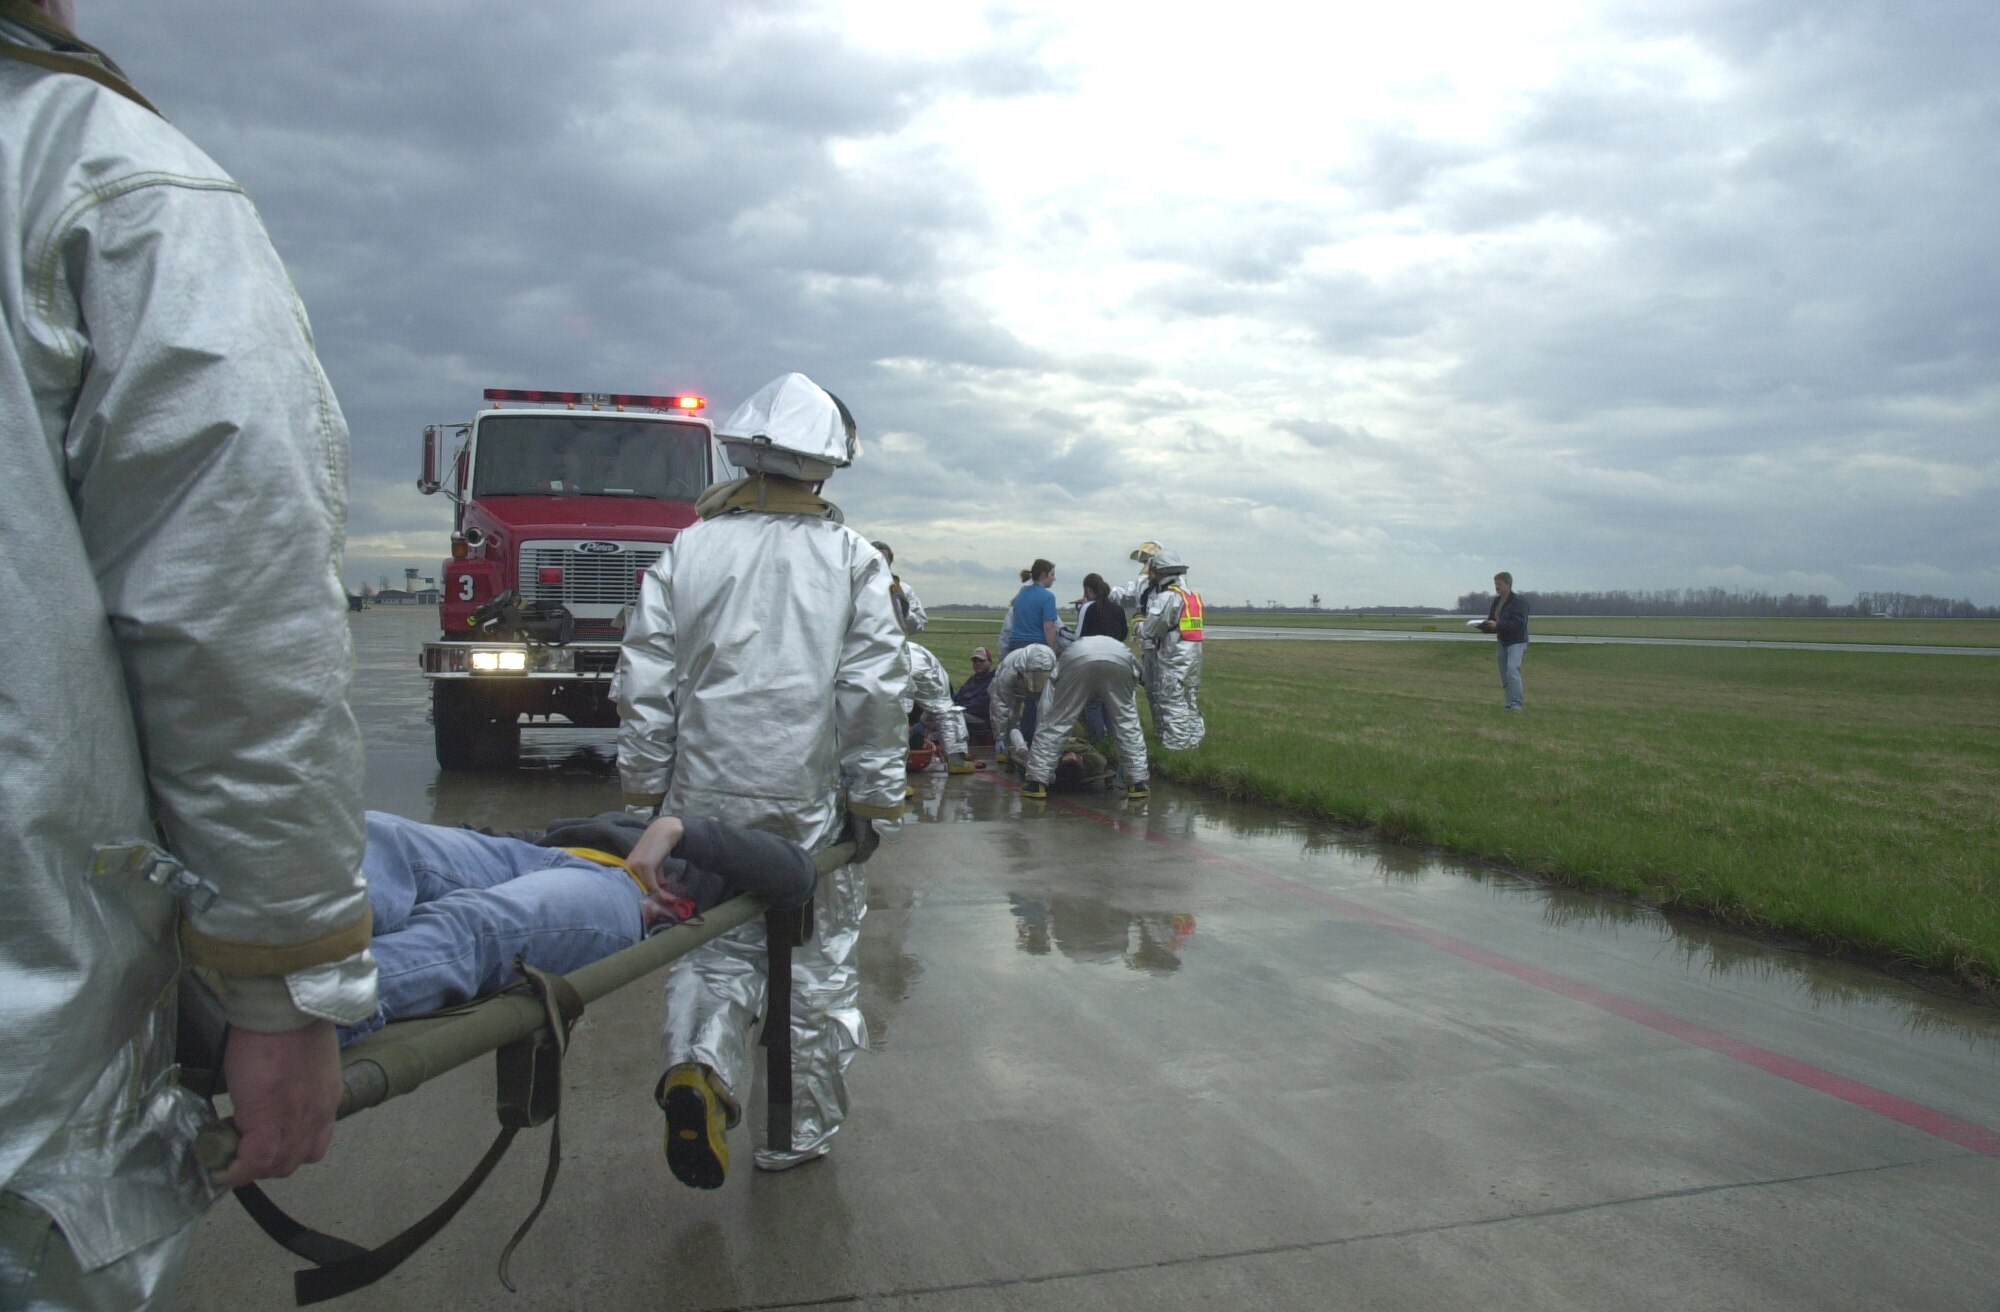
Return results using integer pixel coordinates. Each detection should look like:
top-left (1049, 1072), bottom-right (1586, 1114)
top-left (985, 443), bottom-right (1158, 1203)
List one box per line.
top-left (420, 640), bottom-right (623, 680)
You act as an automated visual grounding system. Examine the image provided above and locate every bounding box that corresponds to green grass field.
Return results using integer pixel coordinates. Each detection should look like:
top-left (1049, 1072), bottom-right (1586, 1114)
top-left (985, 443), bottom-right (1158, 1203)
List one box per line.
top-left (922, 610), bottom-right (2000, 647)
top-left (915, 626), bottom-right (2000, 988)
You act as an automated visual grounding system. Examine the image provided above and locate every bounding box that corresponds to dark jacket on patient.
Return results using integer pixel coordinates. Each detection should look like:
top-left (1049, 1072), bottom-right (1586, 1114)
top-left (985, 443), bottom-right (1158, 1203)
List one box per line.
top-left (506, 813), bottom-right (817, 909)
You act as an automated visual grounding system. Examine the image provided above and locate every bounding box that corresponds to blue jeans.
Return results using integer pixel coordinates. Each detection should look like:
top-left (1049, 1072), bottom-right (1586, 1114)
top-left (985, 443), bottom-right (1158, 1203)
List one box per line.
top-left (350, 812), bottom-right (643, 1041)
top-left (1082, 696), bottom-right (1111, 742)
top-left (1498, 642), bottom-right (1526, 709)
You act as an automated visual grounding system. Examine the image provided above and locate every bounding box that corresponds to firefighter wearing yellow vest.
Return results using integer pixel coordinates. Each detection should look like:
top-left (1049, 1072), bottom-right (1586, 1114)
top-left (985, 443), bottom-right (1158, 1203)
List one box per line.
top-left (1137, 546), bottom-right (1206, 749)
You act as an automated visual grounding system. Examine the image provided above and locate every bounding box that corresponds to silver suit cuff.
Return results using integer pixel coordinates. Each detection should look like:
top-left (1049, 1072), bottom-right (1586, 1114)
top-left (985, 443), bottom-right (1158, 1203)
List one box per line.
top-left (213, 950), bottom-right (379, 1031)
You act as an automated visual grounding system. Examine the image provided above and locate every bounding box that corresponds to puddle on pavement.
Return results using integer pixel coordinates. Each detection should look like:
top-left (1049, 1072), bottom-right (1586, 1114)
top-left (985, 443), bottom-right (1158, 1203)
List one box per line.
top-left (350, 606), bottom-right (2000, 1057)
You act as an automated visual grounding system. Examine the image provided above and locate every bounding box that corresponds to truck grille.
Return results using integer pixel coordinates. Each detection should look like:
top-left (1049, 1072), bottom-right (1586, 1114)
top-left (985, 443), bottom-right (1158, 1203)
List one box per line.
top-left (519, 543), bottom-right (662, 608)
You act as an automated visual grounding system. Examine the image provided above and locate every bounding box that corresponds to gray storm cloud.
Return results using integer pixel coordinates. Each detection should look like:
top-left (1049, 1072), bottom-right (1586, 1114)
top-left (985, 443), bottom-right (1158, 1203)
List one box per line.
top-left (86, 0), bottom-right (2000, 607)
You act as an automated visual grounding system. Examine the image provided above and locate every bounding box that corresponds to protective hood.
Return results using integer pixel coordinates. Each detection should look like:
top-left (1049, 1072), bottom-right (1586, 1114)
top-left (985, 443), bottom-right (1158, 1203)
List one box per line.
top-left (717, 373), bottom-right (858, 481)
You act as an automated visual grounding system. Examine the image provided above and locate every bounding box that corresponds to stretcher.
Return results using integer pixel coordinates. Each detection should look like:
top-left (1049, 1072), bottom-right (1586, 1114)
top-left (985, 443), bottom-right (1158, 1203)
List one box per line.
top-left (182, 820), bottom-right (874, 1305)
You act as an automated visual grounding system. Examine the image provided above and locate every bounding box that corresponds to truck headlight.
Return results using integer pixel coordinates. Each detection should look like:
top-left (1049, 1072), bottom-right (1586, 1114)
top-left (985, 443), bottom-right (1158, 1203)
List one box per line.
top-left (470, 650), bottom-right (527, 672)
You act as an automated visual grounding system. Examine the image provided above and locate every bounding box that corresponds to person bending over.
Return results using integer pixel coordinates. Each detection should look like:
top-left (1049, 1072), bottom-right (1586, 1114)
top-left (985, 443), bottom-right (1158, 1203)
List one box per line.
top-left (989, 644), bottom-right (1056, 768)
top-left (1021, 637), bottom-right (1149, 801)
top-left (903, 641), bottom-right (974, 773)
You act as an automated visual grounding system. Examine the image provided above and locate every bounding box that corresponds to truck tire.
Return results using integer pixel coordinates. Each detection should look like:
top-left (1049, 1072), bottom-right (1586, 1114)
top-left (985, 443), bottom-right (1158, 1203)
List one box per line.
top-left (432, 682), bottom-right (520, 769)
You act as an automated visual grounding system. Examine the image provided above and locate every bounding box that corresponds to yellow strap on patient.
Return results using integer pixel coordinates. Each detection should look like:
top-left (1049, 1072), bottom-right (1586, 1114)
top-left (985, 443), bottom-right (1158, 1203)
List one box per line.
top-left (562, 846), bottom-right (648, 893)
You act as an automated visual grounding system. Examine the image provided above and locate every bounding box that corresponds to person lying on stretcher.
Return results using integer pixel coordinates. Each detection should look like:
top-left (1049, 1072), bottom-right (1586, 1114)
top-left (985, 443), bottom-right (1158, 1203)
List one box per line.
top-left (345, 810), bottom-right (816, 1043)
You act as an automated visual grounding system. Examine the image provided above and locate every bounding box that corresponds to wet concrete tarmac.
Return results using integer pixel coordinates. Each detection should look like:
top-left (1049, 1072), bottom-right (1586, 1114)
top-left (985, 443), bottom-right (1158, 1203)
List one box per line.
top-left (173, 608), bottom-right (2000, 1310)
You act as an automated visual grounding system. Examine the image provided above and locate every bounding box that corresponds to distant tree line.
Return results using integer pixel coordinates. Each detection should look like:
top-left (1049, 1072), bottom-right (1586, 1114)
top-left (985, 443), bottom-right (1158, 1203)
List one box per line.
top-left (1453, 587), bottom-right (2000, 619)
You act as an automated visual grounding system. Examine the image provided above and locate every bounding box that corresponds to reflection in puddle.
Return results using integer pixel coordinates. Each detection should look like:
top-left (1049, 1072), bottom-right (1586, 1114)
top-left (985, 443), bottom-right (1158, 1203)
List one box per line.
top-left (1183, 789), bottom-right (2000, 1056)
top-left (1008, 894), bottom-right (1196, 975)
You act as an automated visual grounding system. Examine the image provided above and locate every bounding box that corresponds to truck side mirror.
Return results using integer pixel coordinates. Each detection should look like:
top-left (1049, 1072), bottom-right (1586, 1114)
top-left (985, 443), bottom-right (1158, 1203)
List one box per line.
top-left (419, 426), bottom-right (441, 495)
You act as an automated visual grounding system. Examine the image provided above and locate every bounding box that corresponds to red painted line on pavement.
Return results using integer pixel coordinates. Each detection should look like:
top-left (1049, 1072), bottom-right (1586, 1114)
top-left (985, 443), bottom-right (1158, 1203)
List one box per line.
top-left (980, 771), bottom-right (2000, 1158)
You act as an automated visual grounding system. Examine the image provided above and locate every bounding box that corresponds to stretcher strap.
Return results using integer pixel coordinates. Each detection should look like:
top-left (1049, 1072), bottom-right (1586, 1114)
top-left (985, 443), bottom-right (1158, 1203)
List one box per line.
top-left (763, 907), bottom-right (795, 1154)
top-left (291, 1124), bottom-right (521, 1305)
top-left (496, 963), bottom-right (582, 1292)
top-left (227, 963), bottom-right (585, 1305)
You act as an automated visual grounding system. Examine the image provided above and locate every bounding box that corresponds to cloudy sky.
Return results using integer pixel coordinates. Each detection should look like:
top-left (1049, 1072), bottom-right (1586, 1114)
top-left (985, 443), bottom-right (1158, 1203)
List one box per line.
top-left (92, 1), bottom-right (1999, 607)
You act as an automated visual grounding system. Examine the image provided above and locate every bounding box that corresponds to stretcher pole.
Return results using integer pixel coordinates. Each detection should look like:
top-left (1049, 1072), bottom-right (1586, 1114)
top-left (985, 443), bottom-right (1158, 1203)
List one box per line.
top-left (199, 833), bottom-right (854, 1165)
top-left (333, 891), bottom-right (771, 1122)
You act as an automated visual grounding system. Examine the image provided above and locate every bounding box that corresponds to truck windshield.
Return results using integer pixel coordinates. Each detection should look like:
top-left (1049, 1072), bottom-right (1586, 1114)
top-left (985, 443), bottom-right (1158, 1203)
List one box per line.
top-left (471, 415), bottom-right (710, 500)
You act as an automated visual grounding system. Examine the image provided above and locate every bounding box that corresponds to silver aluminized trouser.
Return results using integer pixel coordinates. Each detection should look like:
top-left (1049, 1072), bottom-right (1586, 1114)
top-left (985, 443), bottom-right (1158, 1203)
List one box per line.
top-left (662, 855), bottom-right (866, 1169)
top-left (904, 642), bottom-right (968, 759)
top-left (1145, 641), bottom-right (1205, 750)
top-left (1027, 637), bottom-right (1148, 785)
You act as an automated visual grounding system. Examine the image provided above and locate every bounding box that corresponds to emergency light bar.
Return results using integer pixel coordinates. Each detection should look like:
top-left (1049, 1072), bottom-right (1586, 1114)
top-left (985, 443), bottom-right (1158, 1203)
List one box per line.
top-left (483, 389), bottom-right (706, 412)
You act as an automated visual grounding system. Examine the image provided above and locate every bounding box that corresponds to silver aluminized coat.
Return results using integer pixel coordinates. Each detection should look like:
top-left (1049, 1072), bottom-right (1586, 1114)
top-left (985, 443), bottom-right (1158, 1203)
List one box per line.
top-left (988, 644), bottom-right (1055, 757)
top-left (890, 574), bottom-right (928, 635)
top-left (0, 44), bottom-right (373, 1281)
top-left (1024, 637), bottom-right (1149, 785)
top-left (904, 641), bottom-right (967, 760)
top-left (617, 490), bottom-right (907, 1165)
top-left (1140, 582), bottom-right (1206, 749)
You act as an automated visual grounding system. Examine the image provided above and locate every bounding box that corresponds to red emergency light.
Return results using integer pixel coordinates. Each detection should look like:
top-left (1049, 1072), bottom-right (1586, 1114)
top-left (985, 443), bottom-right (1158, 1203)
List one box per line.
top-left (483, 388), bottom-right (706, 412)
top-left (539, 566), bottom-right (563, 585)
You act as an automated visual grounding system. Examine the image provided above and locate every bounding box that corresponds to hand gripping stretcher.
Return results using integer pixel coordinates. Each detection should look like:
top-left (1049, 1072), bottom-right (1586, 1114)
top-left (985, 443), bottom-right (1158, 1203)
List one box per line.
top-left (179, 816), bottom-right (877, 1305)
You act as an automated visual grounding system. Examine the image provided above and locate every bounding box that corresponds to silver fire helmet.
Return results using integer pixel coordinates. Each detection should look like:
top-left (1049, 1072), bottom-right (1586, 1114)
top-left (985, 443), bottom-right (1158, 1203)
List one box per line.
top-left (718, 373), bottom-right (859, 481)
top-left (1147, 546), bottom-right (1188, 575)
top-left (1129, 539), bottom-right (1162, 564)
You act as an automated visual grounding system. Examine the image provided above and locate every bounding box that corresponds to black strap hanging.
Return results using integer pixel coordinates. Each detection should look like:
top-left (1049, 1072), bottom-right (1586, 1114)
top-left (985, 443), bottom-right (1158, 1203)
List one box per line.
top-left (216, 960), bottom-right (585, 1305)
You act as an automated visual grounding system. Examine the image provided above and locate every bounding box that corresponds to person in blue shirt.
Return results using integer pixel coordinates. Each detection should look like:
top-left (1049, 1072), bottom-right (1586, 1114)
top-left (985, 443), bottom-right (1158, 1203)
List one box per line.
top-left (1003, 560), bottom-right (1058, 741)
top-left (1006, 560), bottom-right (1060, 650)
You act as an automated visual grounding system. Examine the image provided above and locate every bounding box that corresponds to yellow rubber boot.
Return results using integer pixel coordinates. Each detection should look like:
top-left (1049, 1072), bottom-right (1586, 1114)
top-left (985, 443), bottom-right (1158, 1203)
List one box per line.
top-left (658, 1064), bottom-right (730, 1190)
top-left (946, 753), bottom-right (974, 774)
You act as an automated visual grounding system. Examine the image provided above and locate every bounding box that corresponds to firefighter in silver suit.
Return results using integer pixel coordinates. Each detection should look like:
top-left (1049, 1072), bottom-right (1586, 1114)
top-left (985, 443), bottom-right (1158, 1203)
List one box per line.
top-left (1137, 547), bottom-right (1207, 750)
top-left (1020, 637), bottom-right (1150, 801)
top-left (617, 373), bottom-right (908, 1184)
top-left (905, 641), bottom-right (974, 773)
top-left (1105, 539), bottom-right (1163, 625)
top-left (988, 644), bottom-right (1056, 766)
top-left (870, 540), bottom-right (930, 636)
top-left (2, 8), bottom-right (378, 1307)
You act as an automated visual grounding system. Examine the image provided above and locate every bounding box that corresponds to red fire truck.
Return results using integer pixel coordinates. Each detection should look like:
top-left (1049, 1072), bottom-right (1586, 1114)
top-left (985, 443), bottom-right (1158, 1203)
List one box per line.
top-left (417, 388), bottom-right (716, 768)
